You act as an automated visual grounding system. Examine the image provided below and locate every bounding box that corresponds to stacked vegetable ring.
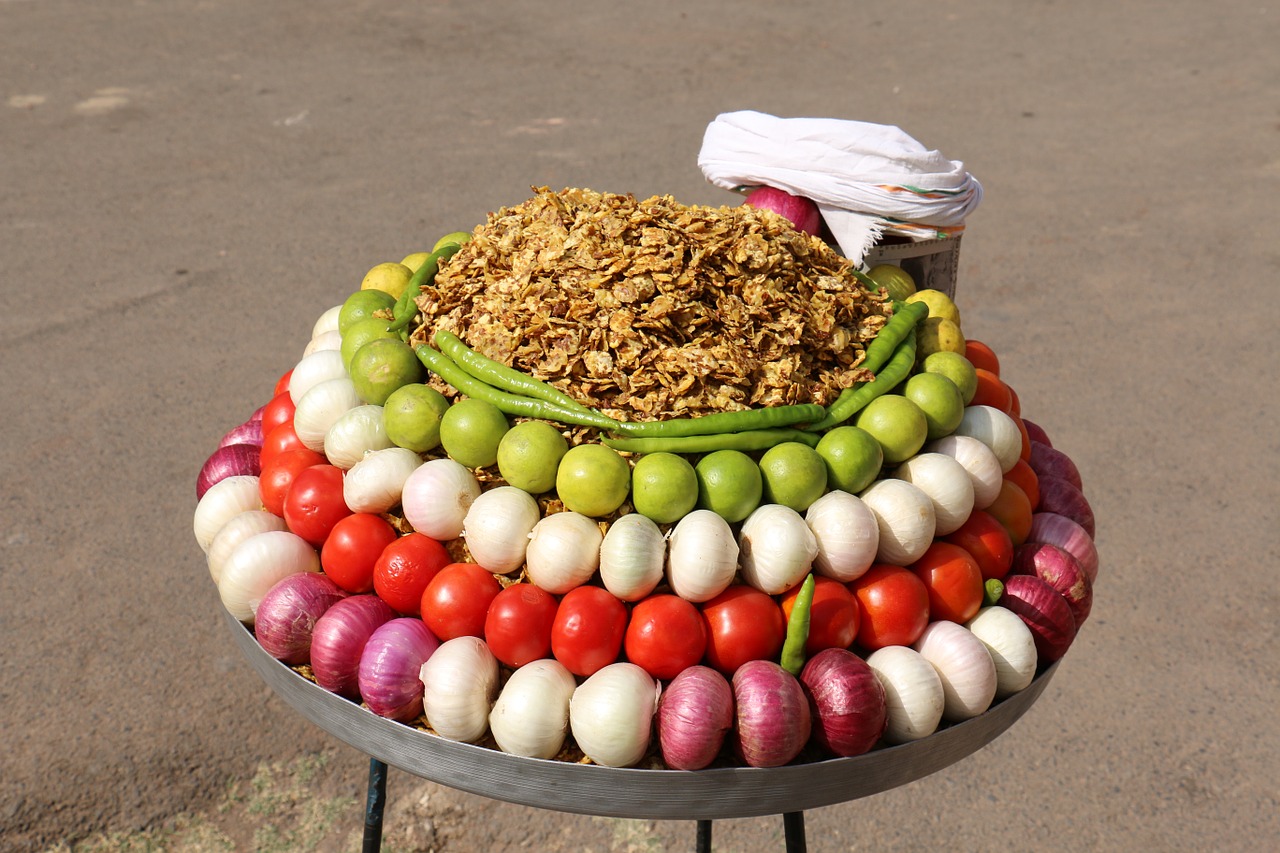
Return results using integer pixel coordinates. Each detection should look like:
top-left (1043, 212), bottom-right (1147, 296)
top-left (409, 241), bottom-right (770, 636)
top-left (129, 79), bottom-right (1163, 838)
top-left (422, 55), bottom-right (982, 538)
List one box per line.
top-left (194, 197), bottom-right (1097, 771)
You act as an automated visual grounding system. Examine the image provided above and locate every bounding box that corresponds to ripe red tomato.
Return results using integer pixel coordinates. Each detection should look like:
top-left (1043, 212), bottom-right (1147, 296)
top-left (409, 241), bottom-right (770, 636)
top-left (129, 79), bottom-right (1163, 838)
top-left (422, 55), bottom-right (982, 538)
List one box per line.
top-left (624, 594), bottom-right (707, 680)
top-left (260, 391), bottom-right (296, 436)
top-left (282, 464), bottom-right (351, 547)
top-left (420, 563), bottom-right (501, 641)
top-left (550, 585), bottom-right (627, 677)
top-left (372, 533), bottom-right (452, 615)
top-left (908, 542), bottom-right (985, 624)
top-left (944, 510), bottom-right (1014, 581)
top-left (259, 448), bottom-right (327, 517)
top-left (320, 513), bottom-right (398, 594)
top-left (484, 582), bottom-right (559, 668)
top-left (274, 369), bottom-right (293, 398)
top-left (259, 421), bottom-right (307, 471)
top-left (780, 576), bottom-right (859, 656)
top-left (848, 564), bottom-right (930, 651)
top-left (700, 585), bottom-right (786, 676)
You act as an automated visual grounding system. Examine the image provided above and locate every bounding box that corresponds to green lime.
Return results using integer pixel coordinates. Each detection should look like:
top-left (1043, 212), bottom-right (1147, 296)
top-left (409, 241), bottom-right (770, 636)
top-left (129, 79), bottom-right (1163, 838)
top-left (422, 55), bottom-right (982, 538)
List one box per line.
top-left (694, 449), bottom-right (763, 523)
top-left (555, 443), bottom-right (631, 517)
top-left (497, 420), bottom-right (569, 494)
top-left (360, 262), bottom-right (415, 300)
top-left (384, 383), bottom-right (451, 453)
top-left (853, 394), bottom-right (929, 465)
top-left (400, 251), bottom-right (431, 273)
top-left (349, 339), bottom-right (425, 406)
top-left (867, 264), bottom-right (917, 302)
top-left (340, 316), bottom-right (400, 371)
top-left (439, 398), bottom-right (509, 468)
top-left (815, 426), bottom-right (884, 494)
top-left (337, 289), bottom-right (397, 336)
top-left (432, 231), bottom-right (472, 252)
top-left (903, 372), bottom-right (966, 440)
top-left (921, 351), bottom-right (978, 405)
top-left (631, 452), bottom-right (698, 524)
top-left (758, 442), bottom-right (828, 512)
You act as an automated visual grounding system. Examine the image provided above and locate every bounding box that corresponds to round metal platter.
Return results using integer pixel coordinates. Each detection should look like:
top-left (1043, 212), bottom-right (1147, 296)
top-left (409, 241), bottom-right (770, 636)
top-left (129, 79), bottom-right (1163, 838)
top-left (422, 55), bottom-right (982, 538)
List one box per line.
top-left (226, 609), bottom-right (1059, 820)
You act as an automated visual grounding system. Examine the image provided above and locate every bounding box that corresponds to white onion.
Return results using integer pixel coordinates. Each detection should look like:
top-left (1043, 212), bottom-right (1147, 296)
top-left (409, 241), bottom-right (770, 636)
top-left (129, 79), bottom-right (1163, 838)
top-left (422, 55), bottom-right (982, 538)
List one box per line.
top-left (303, 328), bottom-right (342, 357)
top-left (738, 504), bottom-right (818, 595)
top-left (924, 434), bottom-right (1004, 510)
top-left (293, 377), bottom-right (362, 453)
top-left (599, 513), bottom-right (667, 601)
top-left (666, 510), bottom-right (739, 603)
top-left (400, 458), bottom-right (481, 540)
top-left (913, 620), bottom-right (998, 721)
top-left (464, 486), bottom-right (541, 574)
top-left (965, 606), bottom-right (1038, 697)
top-left (311, 303), bottom-right (343, 338)
top-left (955, 405), bottom-right (1022, 473)
top-left (288, 349), bottom-right (348, 405)
top-left (569, 663), bottom-right (660, 768)
top-left (894, 452), bottom-right (975, 536)
top-left (420, 636), bottom-right (499, 743)
top-left (217, 530), bottom-right (321, 624)
top-left (193, 475), bottom-right (262, 552)
top-left (323, 405), bottom-right (393, 469)
top-left (525, 511), bottom-right (603, 594)
top-left (344, 447), bottom-right (423, 514)
top-left (858, 479), bottom-right (936, 566)
top-left (489, 659), bottom-right (577, 759)
top-left (206, 509), bottom-right (287, 584)
top-left (804, 491), bottom-right (880, 582)
top-left (865, 645), bottom-right (945, 743)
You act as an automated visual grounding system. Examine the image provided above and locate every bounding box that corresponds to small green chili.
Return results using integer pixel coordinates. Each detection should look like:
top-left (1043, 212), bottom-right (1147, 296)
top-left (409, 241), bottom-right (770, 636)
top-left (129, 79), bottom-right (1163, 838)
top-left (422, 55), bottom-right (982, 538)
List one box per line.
top-left (780, 573), bottom-right (816, 676)
top-left (601, 429), bottom-right (820, 455)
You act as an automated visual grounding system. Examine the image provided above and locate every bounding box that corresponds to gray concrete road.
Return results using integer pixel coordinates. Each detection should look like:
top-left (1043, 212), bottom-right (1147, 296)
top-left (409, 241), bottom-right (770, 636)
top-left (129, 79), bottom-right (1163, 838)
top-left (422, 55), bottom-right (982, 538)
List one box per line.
top-left (2, 1), bottom-right (1277, 850)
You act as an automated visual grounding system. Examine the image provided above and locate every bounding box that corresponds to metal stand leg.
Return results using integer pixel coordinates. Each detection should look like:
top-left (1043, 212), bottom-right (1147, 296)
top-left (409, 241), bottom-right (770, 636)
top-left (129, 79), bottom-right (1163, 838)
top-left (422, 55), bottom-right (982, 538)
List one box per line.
top-left (783, 811), bottom-right (806, 853)
top-left (363, 758), bottom-right (388, 853)
top-left (696, 819), bottom-right (713, 852)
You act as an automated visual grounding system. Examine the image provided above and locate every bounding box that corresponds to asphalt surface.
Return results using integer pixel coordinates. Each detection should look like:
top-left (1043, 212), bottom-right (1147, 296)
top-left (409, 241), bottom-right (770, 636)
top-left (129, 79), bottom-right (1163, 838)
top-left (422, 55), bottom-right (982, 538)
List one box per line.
top-left (2, 1), bottom-right (1277, 851)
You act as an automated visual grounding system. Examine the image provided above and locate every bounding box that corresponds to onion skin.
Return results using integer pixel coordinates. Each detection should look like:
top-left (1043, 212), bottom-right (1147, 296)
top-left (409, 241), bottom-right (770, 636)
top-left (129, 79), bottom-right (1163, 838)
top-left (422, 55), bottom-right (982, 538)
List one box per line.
top-left (310, 595), bottom-right (397, 699)
top-left (743, 186), bottom-right (822, 235)
top-left (1010, 542), bottom-right (1092, 627)
top-left (657, 666), bottom-right (735, 770)
top-left (196, 444), bottom-right (262, 500)
top-left (913, 621), bottom-right (997, 722)
top-left (732, 660), bottom-right (811, 768)
top-left (358, 618), bottom-right (440, 722)
top-left (865, 645), bottom-right (945, 743)
top-left (999, 574), bottom-right (1077, 662)
top-left (799, 649), bottom-right (887, 758)
top-left (1028, 441), bottom-right (1082, 491)
top-left (1036, 475), bottom-right (1095, 538)
top-left (965, 605), bottom-right (1038, 697)
top-left (219, 418), bottom-right (265, 450)
top-left (1027, 512), bottom-right (1099, 584)
top-left (254, 573), bottom-right (349, 665)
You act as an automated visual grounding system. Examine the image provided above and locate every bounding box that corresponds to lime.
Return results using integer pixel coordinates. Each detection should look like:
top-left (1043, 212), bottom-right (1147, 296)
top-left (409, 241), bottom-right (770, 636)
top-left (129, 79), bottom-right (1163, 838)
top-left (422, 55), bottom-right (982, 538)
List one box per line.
top-left (903, 372), bottom-right (966, 440)
top-left (337, 289), bottom-right (397, 336)
top-left (439, 398), bottom-right (510, 469)
top-left (340, 316), bottom-right (400, 371)
top-left (349, 338), bottom-right (424, 406)
top-left (631, 452), bottom-right (698, 524)
top-left (555, 443), bottom-right (631, 517)
top-left (916, 316), bottom-right (967, 361)
top-left (815, 426), bottom-right (883, 494)
top-left (360, 262), bottom-right (415, 300)
top-left (867, 264), bottom-right (917, 302)
top-left (905, 288), bottom-right (962, 328)
top-left (384, 383), bottom-right (451, 452)
top-left (695, 449), bottom-right (763, 523)
top-left (758, 442), bottom-right (828, 512)
top-left (433, 231), bottom-right (472, 252)
top-left (400, 252), bottom-right (431, 273)
top-left (921, 351), bottom-right (978, 404)
top-left (853, 394), bottom-right (929, 465)
top-left (497, 420), bottom-right (569, 494)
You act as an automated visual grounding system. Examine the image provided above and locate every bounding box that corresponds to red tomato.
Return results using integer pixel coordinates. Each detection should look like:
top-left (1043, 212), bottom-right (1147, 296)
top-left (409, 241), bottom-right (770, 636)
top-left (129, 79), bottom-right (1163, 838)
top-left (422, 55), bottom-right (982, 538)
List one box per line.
top-left (274, 369), bottom-right (293, 398)
top-left (908, 542), bottom-right (985, 624)
top-left (320, 513), bottom-right (398, 594)
top-left (372, 533), bottom-right (452, 615)
top-left (259, 421), bottom-right (307, 471)
top-left (550, 586), bottom-right (627, 677)
top-left (624, 594), bottom-right (707, 680)
top-left (700, 585), bottom-right (786, 676)
top-left (259, 448), bottom-right (327, 517)
top-left (260, 391), bottom-right (296, 436)
top-left (1005, 458), bottom-right (1040, 511)
top-left (944, 509), bottom-right (1014, 581)
top-left (420, 563), bottom-right (501, 641)
top-left (848, 564), bottom-right (930, 651)
top-left (484, 583), bottom-right (559, 668)
top-left (780, 576), bottom-right (859, 656)
top-left (282, 464), bottom-right (351, 547)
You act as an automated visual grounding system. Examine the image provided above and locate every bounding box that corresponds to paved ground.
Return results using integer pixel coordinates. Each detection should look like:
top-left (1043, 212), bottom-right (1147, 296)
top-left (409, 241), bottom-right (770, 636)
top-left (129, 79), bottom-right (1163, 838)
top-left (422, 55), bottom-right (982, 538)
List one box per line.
top-left (2, 1), bottom-right (1277, 851)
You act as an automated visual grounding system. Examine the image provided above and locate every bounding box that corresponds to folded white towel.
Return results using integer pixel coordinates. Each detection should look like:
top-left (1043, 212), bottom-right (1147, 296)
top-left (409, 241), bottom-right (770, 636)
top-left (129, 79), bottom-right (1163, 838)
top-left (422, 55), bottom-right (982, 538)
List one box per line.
top-left (698, 110), bottom-right (983, 265)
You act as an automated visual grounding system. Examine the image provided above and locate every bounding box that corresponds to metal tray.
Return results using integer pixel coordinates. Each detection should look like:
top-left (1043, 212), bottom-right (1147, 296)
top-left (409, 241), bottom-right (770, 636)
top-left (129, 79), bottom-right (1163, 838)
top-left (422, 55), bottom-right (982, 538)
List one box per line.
top-left (226, 609), bottom-right (1059, 820)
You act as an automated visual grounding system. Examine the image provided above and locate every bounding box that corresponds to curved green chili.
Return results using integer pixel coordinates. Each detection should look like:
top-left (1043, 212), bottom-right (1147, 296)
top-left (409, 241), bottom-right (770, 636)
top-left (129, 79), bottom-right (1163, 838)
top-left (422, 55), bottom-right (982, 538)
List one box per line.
top-left (388, 242), bottom-right (465, 334)
top-left (613, 403), bottom-right (827, 439)
top-left (780, 573), bottom-right (816, 676)
top-left (602, 428), bottom-right (820, 455)
top-left (805, 332), bottom-right (917, 431)
top-left (434, 329), bottom-right (594, 415)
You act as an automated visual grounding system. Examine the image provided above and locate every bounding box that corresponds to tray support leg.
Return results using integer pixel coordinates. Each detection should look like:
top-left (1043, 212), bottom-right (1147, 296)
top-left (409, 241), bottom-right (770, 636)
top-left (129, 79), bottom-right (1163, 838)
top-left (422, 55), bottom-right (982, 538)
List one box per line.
top-left (783, 811), bottom-right (806, 853)
top-left (696, 819), bottom-right (713, 852)
top-left (363, 757), bottom-right (388, 853)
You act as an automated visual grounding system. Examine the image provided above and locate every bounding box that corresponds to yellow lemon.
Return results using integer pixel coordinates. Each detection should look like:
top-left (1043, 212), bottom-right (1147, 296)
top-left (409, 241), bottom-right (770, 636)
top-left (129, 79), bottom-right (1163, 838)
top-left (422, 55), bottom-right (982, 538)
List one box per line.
top-left (916, 316), bottom-right (967, 361)
top-left (905, 288), bottom-right (962, 328)
top-left (400, 252), bottom-right (431, 273)
top-left (360, 262), bottom-right (414, 300)
top-left (867, 264), bottom-right (917, 302)
top-left (432, 231), bottom-right (473, 252)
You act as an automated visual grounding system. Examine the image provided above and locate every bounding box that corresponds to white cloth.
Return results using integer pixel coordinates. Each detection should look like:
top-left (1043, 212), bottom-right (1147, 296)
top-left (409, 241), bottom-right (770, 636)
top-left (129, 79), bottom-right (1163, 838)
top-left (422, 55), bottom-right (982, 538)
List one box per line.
top-left (698, 110), bottom-right (983, 265)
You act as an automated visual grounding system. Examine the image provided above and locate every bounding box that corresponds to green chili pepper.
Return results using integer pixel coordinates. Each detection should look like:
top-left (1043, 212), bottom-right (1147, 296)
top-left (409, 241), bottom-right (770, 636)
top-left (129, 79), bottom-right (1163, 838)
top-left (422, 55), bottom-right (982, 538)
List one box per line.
top-left (388, 242), bottom-right (465, 335)
top-left (613, 403), bottom-right (827, 439)
top-left (983, 578), bottom-right (1005, 608)
top-left (601, 428), bottom-right (820, 455)
top-left (805, 328), bottom-right (919, 432)
top-left (780, 573), bottom-right (816, 676)
top-left (434, 329), bottom-right (594, 415)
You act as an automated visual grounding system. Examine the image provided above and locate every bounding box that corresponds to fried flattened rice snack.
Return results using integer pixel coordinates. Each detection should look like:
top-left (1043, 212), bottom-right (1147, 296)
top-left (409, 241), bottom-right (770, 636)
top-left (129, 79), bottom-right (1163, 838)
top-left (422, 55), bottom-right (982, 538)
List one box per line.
top-left (409, 187), bottom-right (891, 421)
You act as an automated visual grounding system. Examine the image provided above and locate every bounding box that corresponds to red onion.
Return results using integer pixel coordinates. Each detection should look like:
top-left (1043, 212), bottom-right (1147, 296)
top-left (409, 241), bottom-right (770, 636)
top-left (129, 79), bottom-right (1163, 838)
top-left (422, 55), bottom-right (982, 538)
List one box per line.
top-left (732, 660), bottom-right (811, 768)
top-left (358, 618), bottom-right (440, 722)
top-left (1011, 542), bottom-right (1092, 627)
top-left (799, 649), bottom-right (887, 757)
top-left (657, 666), bottom-right (734, 770)
top-left (250, 403), bottom-right (266, 423)
top-left (1022, 419), bottom-right (1052, 447)
top-left (1036, 476), bottom-right (1095, 538)
top-left (219, 418), bottom-right (265, 450)
top-left (999, 574), bottom-right (1077, 662)
top-left (196, 443), bottom-right (262, 499)
top-left (1028, 512), bottom-right (1099, 584)
top-left (310, 595), bottom-right (396, 699)
top-left (743, 186), bottom-right (822, 236)
top-left (1028, 441), bottom-right (1082, 491)
top-left (254, 572), bottom-right (349, 664)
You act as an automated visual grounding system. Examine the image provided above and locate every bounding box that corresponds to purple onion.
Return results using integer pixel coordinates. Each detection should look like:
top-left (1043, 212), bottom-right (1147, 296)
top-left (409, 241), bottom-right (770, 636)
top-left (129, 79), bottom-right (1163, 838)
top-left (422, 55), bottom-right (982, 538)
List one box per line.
top-left (310, 595), bottom-right (396, 699)
top-left (1021, 419), bottom-right (1052, 448)
top-left (999, 574), bottom-right (1077, 662)
top-left (1028, 441), bottom-right (1082, 491)
top-left (254, 573), bottom-right (349, 665)
top-left (743, 186), bottom-right (822, 235)
top-left (358, 618), bottom-right (440, 722)
top-left (1027, 512), bottom-right (1099, 584)
top-left (1011, 542), bottom-right (1093, 628)
top-left (1037, 475), bottom-right (1095, 538)
top-left (800, 649), bottom-right (887, 758)
top-left (196, 443), bottom-right (261, 499)
top-left (219, 418), bottom-right (265, 450)
top-left (657, 666), bottom-right (735, 770)
top-left (732, 660), bottom-right (811, 768)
